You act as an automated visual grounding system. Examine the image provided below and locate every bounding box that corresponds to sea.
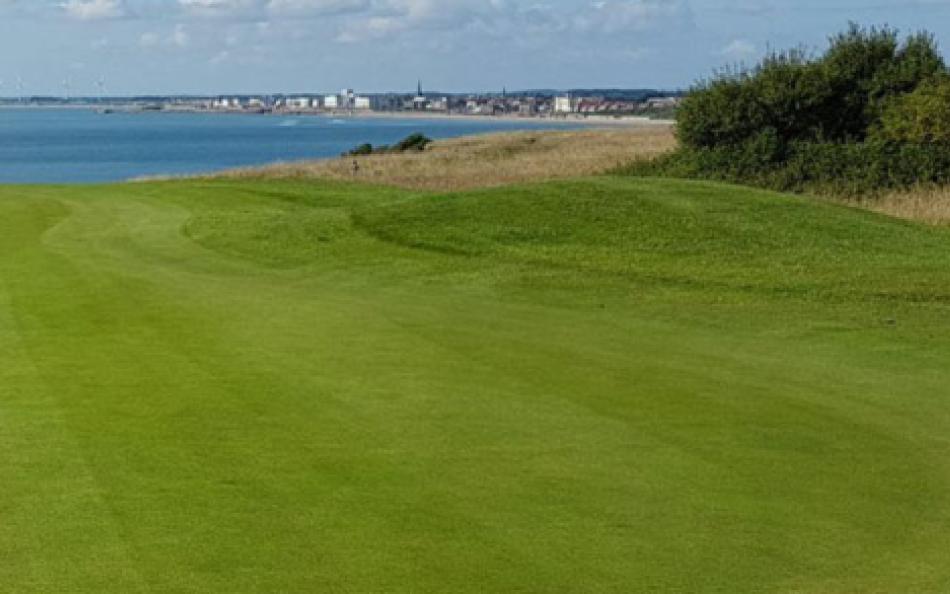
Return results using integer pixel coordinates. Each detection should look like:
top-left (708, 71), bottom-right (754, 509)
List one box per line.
top-left (0, 108), bottom-right (584, 184)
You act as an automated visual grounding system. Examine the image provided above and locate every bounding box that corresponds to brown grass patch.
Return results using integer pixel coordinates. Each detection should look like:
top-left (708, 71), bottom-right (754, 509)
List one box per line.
top-left (211, 125), bottom-right (675, 191)
top-left (852, 187), bottom-right (950, 226)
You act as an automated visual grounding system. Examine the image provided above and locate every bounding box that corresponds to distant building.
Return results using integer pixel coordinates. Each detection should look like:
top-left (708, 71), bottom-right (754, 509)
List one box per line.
top-left (340, 89), bottom-right (356, 109)
top-left (428, 97), bottom-right (449, 111)
top-left (354, 96), bottom-right (371, 110)
top-left (372, 95), bottom-right (401, 111)
top-left (645, 97), bottom-right (680, 109)
top-left (519, 100), bottom-right (539, 115)
top-left (413, 79), bottom-right (428, 110)
top-left (554, 95), bottom-right (575, 114)
top-left (286, 97), bottom-right (312, 110)
top-left (212, 97), bottom-right (242, 109)
top-left (466, 99), bottom-right (491, 115)
top-left (324, 95), bottom-right (339, 109)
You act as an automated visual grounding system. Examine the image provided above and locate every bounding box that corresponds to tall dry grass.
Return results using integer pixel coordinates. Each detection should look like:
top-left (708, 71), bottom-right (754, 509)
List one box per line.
top-left (853, 187), bottom-right (950, 226)
top-left (212, 125), bottom-right (675, 191)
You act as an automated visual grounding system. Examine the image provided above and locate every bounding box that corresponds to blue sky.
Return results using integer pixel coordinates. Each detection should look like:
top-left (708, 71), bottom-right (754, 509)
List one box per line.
top-left (0, 0), bottom-right (948, 95)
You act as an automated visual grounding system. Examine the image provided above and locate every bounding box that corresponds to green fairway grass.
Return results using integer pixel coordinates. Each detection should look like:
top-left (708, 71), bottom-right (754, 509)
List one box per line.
top-left (2, 176), bottom-right (950, 592)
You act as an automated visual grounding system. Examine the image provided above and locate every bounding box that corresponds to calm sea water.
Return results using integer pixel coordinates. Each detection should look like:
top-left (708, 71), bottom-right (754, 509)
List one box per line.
top-left (0, 108), bottom-right (583, 184)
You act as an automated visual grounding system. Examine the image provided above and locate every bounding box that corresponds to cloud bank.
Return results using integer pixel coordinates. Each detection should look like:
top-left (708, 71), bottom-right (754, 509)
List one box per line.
top-left (0, 0), bottom-right (944, 94)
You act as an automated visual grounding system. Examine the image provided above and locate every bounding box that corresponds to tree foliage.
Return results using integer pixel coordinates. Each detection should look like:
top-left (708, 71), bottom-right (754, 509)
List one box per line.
top-left (345, 133), bottom-right (433, 157)
top-left (658, 25), bottom-right (950, 196)
top-left (677, 24), bottom-right (948, 151)
top-left (876, 75), bottom-right (950, 143)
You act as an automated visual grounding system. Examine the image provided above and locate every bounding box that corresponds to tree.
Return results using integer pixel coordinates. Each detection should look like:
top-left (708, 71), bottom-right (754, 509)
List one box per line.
top-left (676, 24), bottom-right (949, 151)
top-left (876, 75), bottom-right (950, 143)
top-left (820, 23), bottom-right (901, 140)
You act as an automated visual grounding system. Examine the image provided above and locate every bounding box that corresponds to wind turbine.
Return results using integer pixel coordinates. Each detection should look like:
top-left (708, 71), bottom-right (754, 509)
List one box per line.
top-left (96, 76), bottom-right (106, 103)
top-left (62, 77), bottom-right (71, 101)
top-left (16, 75), bottom-right (25, 103)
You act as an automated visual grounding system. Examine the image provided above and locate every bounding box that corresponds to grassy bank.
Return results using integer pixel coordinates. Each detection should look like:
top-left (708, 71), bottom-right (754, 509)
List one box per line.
top-left (2, 175), bottom-right (950, 592)
top-left (641, 25), bottom-right (950, 224)
top-left (864, 186), bottom-right (950, 224)
top-left (213, 126), bottom-right (676, 191)
top-left (214, 125), bottom-right (950, 226)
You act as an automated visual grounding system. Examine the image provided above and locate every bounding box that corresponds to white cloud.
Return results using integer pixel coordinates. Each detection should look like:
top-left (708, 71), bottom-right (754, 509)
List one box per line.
top-left (139, 31), bottom-right (160, 46)
top-left (176, 0), bottom-right (376, 20)
top-left (336, 0), bottom-right (512, 42)
top-left (336, 16), bottom-right (405, 42)
top-left (139, 24), bottom-right (190, 48)
top-left (171, 23), bottom-right (190, 46)
top-left (336, 0), bottom-right (692, 44)
top-left (575, 0), bottom-right (691, 34)
top-left (209, 49), bottom-right (230, 64)
top-left (267, 0), bottom-right (369, 17)
top-left (178, 0), bottom-right (264, 19)
top-left (62, 0), bottom-right (126, 20)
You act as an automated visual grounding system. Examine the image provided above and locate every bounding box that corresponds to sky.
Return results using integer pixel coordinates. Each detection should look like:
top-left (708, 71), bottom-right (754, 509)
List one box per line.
top-left (0, 0), bottom-right (948, 96)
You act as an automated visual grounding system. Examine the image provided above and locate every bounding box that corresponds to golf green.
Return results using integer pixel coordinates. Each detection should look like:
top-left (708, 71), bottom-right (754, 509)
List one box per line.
top-left (2, 177), bottom-right (949, 592)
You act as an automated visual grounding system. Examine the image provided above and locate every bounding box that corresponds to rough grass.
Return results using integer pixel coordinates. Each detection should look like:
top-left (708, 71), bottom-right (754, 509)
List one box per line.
top-left (211, 123), bottom-right (950, 228)
top-left (213, 125), bottom-right (675, 191)
top-left (3, 176), bottom-right (950, 592)
top-left (211, 124), bottom-right (950, 229)
top-left (860, 186), bottom-right (950, 225)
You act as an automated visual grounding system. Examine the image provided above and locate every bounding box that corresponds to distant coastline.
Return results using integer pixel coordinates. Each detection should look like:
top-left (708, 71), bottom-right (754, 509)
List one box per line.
top-left (1, 106), bottom-right (646, 183)
top-left (0, 103), bottom-right (673, 127)
top-left (324, 110), bottom-right (673, 127)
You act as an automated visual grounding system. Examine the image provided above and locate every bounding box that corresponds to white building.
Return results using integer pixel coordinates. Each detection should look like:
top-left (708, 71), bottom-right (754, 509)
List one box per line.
top-left (645, 97), bottom-right (680, 109)
top-left (286, 97), bottom-right (312, 110)
top-left (212, 97), bottom-right (242, 110)
top-left (324, 95), bottom-right (339, 109)
top-left (340, 88), bottom-right (356, 109)
top-left (554, 95), bottom-right (575, 114)
top-left (354, 96), bottom-right (371, 110)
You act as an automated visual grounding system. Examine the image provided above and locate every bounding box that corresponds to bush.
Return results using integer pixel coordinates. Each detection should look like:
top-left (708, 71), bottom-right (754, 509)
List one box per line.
top-left (344, 133), bottom-right (433, 157)
top-left (628, 140), bottom-right (950, 197)
top-left (677, 24), bottom-right (947, 151)
top-left (647, 24), bottom-right (950, 197)
top-left (876, 75), bottom-right (950, 143)
top-left (348, 143), bottom-right (374, 156)
top-left (392, 133), bottom-right (432, 152)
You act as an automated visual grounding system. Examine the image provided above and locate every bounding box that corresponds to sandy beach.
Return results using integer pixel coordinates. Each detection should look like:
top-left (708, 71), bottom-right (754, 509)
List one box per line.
top-left (155, 104), bottom-right (674, 127)
top-left (328, 110), bottom-right (674, 127)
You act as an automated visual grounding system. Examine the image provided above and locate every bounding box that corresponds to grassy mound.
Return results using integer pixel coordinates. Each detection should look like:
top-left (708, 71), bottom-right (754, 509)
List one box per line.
top-left (214, 126), bottom-right (675, 191)
top-left (355, 177), bottom-right (950, 298)
top-left (2, 177), bottom-right (950, 592)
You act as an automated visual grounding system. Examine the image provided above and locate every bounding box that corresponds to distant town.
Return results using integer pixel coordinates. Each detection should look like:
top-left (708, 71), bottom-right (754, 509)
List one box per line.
top-left (0, 84), bottom-right (682, 120)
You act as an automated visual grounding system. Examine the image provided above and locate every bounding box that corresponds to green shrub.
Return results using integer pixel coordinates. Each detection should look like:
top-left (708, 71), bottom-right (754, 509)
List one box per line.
top-left (344, 133), bottom-right (433, 157)
top-left (650, 24), bottom-right (950, 197)
top-left (347, 143), bottom-right (375, 156)
top-left (865, 31), bottom-right (948, 124)
top-left (876, 75), bottom-right (950, 143)
top-left (392, 133), bottom-right (432, 152)
top-left (677, 24), bottom-right (947, 151)
top-left (627, 140), bottom-right (950, 197)
top-left (675, 72), bottom-right (766, 149)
